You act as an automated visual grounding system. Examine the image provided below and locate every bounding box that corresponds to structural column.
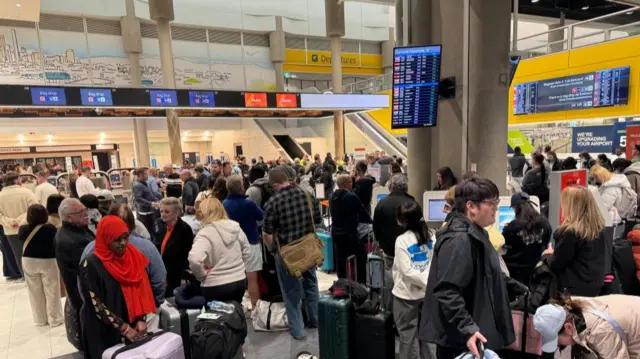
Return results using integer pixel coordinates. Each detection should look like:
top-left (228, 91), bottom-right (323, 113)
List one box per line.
top-left (548, 13), bottom-right (566, 53)
top-left (269, 16), bottom-right (286, 92)
top-left (123, 0), bottom-right (150, 168)
top-left (326, 0), bottom-right (345, 159)
top-left (382, 29), bottom-right (395, 78)
top-left (406, 0), bottom-right (511, 197)
top-left (149, 0), bottom-right (183, 165)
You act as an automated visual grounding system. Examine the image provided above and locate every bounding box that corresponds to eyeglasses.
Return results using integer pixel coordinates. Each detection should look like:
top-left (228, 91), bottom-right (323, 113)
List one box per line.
top-left (69, 208), bottom-right (88, 216)
top-left (479, 199), bottom-right (500, 207)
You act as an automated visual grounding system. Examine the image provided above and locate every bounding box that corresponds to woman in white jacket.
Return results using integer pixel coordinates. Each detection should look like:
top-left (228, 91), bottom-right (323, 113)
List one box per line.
top-left (590, 164), bottom-right (633, 226)
top-left (392, 202), bottom-right (434, 359)
top-left (188, 197), bottom-right (251, 303)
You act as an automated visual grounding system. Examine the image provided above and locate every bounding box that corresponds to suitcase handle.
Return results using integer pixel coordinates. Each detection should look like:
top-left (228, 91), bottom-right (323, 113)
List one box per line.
top-left (111, 330), bottom-right (167, 359)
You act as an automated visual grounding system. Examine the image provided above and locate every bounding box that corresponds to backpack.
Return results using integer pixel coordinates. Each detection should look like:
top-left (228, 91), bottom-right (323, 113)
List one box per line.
top-left (617, 186), bottom-right (638, 219)
top-left (190, 301), bottom-right (247, 359)
top-left (252, 182), bottom-right (276, 209)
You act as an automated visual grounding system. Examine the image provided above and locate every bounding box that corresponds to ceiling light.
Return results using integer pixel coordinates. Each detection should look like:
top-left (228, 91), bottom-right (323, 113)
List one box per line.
top-left (99, 132), bottom-right (106, 138)
top-left (626, 11), bottom-right (634, 15)
top-left (15, 3), bottom-right (21, 7)
top-left (582, 5), bottom-right (589, 9)
top-left (183, 131), bottom-right (189, 136)
top-left (531, 0), bottom-right (540, 3)
top-left (204, 131), bottom-right (209, 136)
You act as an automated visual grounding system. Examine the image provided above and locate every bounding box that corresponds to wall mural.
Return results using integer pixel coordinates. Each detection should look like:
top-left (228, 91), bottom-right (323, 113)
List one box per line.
top-left (0, 25), bottom-right (276, 91)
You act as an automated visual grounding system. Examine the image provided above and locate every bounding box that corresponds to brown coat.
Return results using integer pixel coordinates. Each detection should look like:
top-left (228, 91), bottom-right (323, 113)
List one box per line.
top-left (571, 295), bottom-right (640, 359)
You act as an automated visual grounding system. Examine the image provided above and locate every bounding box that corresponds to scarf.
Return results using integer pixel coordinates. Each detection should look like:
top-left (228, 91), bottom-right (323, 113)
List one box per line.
top-left (93, 216), bottom-right (156, 322)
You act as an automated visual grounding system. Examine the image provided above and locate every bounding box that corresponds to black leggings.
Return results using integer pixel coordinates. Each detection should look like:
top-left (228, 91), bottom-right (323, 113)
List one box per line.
top-left (202, 279), bottom-right (247, 304)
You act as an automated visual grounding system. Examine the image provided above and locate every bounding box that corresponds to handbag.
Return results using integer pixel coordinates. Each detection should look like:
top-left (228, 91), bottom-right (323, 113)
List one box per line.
top-left (252, 299), bottom-right (288, 332)
top-left (275, 192), bottom-right (325, 279)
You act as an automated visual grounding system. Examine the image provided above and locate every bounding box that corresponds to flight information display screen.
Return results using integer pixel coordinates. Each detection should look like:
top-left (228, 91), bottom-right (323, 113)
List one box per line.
top-left (513, 66), bottom-right (630, 115)
top-left (31, 87), bottom-right (67, 106)
top-left (150, 90), bottom-right (178, 107)
top-left (391, 45), bottom-right (442, 129)
top-left (188, 91), bottom-right (215, 107)
top-left (80, 88), bottom-right (113, 106)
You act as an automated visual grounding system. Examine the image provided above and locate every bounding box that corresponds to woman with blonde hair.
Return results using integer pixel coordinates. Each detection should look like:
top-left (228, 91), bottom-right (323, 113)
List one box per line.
top-left (542, 186), bottom-right (607, 297)
top-left (188, 197), bottom-right (251, 303)
top-left (590, 164), bottom-right (633, 226)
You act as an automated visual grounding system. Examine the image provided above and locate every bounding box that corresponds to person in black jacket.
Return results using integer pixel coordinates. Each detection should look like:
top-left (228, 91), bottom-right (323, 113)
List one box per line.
top-left (509, 146), bottom-right (527, 179)
top-left (420, 177), bottom-right (517, 359)
top-left (546, 151), bottom-right (562, 171)
top-left (321, 162), bottom-right (334, 197)
top-left (522, 153), bottom-right (550, 204)
top-left (180, 169), bottom-right (200, 210)
top-left (542, 186), bottom-right (607, 297)
top-left (329, 174), bottom-right (372, 281)
top-left (373, 174), bottom-right (419, 264)
top-left (433, 166), bottom-right (458, 191)
top-left (352, 161), bottom-right (376, 215)
top-left (596, 153), bottom-right (613, 172)
top-left (55, 198), bottom-right (95, 324)
top-left (501, 192), bottom-right (552, 285)
top-left (156, 197), bottom-right (194, 297)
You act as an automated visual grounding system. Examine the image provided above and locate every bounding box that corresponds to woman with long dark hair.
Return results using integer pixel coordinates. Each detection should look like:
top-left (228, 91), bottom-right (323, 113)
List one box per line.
top-left (501, 192), bottom-right (552, 285)
top-left (433, 167), bottom-right (458, 191)
top-left (392, 201), bottom-right (433, 359)
top-left (522, 153), bottom-right (549, 203)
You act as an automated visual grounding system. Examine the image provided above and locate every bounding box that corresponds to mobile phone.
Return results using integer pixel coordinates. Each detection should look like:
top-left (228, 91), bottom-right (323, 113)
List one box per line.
top-left (476, 339), bottom-right (485, 359)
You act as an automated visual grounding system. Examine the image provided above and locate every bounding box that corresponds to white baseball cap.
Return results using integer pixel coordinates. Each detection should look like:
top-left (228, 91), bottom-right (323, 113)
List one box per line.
top-left (533, 304), bottom-right (567, 353)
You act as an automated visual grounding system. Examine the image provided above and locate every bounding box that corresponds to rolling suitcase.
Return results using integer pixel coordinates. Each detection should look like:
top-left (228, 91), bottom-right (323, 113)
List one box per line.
top-left (353, 252), bottom-right (395, 359)
top-left (318, 256), bottom-right (356, 359)
top-left (317, 230), bottom-right (334, 273)
top-left (500, 291), bottom-right (542, 359)
top-left (102, 331), bottom-right (185, 359)
top-left (159, 298), bottom-right (201, 359)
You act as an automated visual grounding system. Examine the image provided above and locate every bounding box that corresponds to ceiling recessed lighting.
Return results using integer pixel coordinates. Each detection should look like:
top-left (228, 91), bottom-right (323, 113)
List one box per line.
top-left (582, 5), bottom-right (589, 9)
top-left (16, 3), bottom-right (22, 7)
top-left (531, 0), bottom-right (540, 3)
top-left (204, 131), bottom-right (209, 136)
top-left (626, 11), bottom-right (634, 15)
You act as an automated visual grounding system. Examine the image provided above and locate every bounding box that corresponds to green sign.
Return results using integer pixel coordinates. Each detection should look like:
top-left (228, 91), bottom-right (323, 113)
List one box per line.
top-left (284, 72), bottom-right (291, 79)
top-left (507, 130), bottom-right (534, 153)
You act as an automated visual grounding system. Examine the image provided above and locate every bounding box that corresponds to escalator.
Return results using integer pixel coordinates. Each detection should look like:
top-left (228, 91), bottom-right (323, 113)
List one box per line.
top-left (273, 135), bottom-right (309, 160)
top-left (346, 112), bottom-right (407, 160)
top-left (251, 119), bottom-right (295, 162)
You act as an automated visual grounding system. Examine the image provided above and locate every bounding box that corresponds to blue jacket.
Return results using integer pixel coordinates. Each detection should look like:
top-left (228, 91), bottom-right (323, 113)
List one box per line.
top-left (133, 180), bottom-right (162, 213)
top-left (81, 232), bottom-right (167, 307)
top-left (223, 193), bottom-right (264, 245)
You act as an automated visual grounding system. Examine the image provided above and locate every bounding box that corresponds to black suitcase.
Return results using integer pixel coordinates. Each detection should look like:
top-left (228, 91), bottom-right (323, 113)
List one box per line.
top-left (353, 250), bottom-right (395, 359)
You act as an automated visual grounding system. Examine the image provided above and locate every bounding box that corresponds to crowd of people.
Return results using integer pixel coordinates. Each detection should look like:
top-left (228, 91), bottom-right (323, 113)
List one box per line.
top-left (2, 144), bottom-right (640, 359)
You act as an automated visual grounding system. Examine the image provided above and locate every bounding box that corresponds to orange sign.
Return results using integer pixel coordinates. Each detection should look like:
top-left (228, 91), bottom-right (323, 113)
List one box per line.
top-left (276, 94), bottom-right (297, 108)
top-left (626, 125), bottom-right (640, 159)
top-left (559, 170), bottom-right (587, 224)
top-left (244, 93), bottom-right (267, 108)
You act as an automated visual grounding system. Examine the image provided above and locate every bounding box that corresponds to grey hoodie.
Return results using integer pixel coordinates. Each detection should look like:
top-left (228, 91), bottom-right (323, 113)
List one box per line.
top-left (188, 219), bottom-right (251, 287)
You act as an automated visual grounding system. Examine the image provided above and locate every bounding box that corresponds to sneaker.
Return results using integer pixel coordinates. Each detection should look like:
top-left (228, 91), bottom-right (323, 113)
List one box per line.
top-left (292, 333), bottom-right (306, 341)
top-left (295, 352), bottom-right (318, 359)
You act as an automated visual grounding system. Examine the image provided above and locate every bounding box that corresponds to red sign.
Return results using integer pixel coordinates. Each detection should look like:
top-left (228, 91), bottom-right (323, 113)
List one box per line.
top-left (626, 125), bottom-right (640, 158)
top-left (244, 93), bottom-right (267, 108)
top-left (81, 160), bottom-right (94, 169)
top-left (559, 170), bottom-right (587, 224)
top-left (276, 94), bottom-right (297, 108)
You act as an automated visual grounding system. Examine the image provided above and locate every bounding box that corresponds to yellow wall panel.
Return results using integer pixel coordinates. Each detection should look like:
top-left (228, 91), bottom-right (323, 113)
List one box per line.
top-left (509, 37), bottom-right (640, 125)
top-left (284, 49), bottom-right (382, 75)
top-left (367, 90), bottom-right (407, 136)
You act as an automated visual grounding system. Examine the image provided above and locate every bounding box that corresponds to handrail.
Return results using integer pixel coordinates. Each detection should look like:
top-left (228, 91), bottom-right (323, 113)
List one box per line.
top-left (513, 5), bottom-right (640, 57)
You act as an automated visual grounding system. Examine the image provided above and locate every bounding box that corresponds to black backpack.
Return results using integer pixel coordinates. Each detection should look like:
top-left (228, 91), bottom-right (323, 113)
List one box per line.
top-left (252, 181), bottom-right (276, 209)
top-left (190, 301), bottom-right (247, 359)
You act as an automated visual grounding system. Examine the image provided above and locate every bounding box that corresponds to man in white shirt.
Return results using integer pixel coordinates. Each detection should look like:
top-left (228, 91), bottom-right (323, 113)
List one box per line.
top-left (75, 167), bottom-right (96, 197)
top-left (34, 170), bottom-right (59, 206)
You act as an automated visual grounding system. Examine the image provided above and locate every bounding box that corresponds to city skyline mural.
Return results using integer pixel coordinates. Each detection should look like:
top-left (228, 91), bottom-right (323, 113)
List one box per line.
top-left (0, 23), bottom-right (276, 90)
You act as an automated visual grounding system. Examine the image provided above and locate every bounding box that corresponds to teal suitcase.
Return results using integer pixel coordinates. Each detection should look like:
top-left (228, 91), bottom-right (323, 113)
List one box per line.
top-left (318, 295), bottom-right (353, 359)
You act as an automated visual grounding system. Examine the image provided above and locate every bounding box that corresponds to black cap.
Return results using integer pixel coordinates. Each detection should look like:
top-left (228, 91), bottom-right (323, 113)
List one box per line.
top-left (511, 192), bottom-right (537, 208)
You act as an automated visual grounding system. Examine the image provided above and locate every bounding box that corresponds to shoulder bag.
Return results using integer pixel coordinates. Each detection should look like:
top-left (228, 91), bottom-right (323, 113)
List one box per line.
top-left (275, 191), bottom-right (325, 279)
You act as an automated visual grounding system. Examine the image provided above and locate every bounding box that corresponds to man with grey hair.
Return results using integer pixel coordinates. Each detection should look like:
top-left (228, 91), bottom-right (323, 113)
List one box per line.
top-left (373, 174), bottom-right (419, 309)
top-left (55, 198), bottom-right (94, 319)
top-left (329, 174), bottom-right (371, 281)
top-left (223, 175), bottom-right (264, 306)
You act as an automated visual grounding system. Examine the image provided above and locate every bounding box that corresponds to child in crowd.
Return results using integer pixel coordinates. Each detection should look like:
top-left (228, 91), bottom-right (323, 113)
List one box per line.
top-left (392, 201), bottom-right (434, 359)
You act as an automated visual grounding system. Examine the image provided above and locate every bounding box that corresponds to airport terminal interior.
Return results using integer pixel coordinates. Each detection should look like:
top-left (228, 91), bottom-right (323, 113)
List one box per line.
top-left (2, 0), bottom-right (640, 358)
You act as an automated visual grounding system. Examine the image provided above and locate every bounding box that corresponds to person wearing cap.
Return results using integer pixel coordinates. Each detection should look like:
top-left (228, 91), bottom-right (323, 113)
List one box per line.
top-left (534, 295), bottom-right (640, 358)
top-left (502, 192), bottom-right (552, 286)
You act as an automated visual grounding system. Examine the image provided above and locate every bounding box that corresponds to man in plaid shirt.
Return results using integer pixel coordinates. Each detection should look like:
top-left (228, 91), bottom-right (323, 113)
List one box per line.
top-left (263, 166), bottom-right (321, 340)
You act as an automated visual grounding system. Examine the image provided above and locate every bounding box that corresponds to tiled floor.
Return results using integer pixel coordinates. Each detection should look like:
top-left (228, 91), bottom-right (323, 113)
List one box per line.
top-left (0, 255), bottom-right (337, 359)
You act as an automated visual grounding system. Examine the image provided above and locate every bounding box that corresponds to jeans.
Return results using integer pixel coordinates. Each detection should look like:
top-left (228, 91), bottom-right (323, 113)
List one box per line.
top-left (5, 234), bottom-right (23, 277)
top-left (202, 279), bottom-right (248, 304)
top-left (274, 253), bottom-right (319, 337)
top-left (0, 232), bottom-right (21, 278)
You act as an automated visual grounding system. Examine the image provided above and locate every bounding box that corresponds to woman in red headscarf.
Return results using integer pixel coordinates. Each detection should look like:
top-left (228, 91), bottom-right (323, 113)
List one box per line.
top-left (78, 215), bottom-right (157, 359)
